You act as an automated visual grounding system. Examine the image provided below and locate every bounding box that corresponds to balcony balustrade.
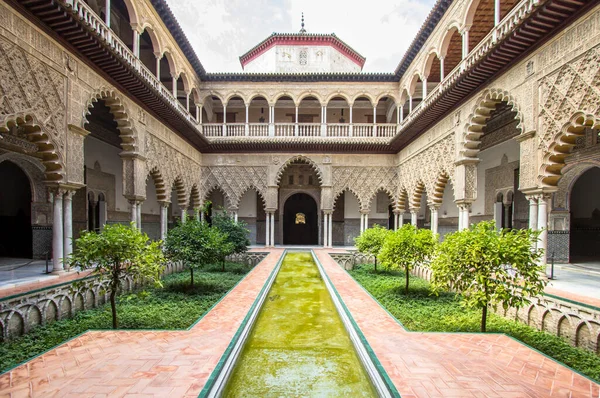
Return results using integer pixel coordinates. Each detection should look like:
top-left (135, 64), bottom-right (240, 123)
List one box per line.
top-left (201, 123), bottom-right (399, 139)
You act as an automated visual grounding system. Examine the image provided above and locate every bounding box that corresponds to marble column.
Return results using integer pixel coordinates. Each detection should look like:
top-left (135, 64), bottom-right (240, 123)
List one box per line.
top-left (195, 208), bottom-right (201, 222)
top-left (136, 201), bottom-right (143, 230)
top-left (265, 212), bottom-right (271, 247)
top-left (63, 190), bottom-right (75, 269)
top-left (538, 194), bottom-right (549, 265)
top-left (410, 209), bottom-right (418, 226)
top-left (180, 207), bottom-right (187, 223)
top-left (51, 189), bottom-right (64, 273)
top-left (527, 195), bottom-right (539, 231)
top-left (323, 211), bottom-right (329, 248)
top-left (159, 201), bottom-right (169, 241)
top-left (129, 199), bottom-right (138, 227)
top-left (328, 213), bottom-right (333, 248)
top-left (270, 212), bottom-right (275, 247)
top-left (430, 206), bottom-right (439, 236)
top-left (398, 211), bottom-right (404, 228)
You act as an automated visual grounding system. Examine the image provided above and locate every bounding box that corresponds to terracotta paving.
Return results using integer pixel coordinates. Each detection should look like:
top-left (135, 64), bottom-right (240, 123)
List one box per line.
top-left (0, 249), bottom-right (284, 398)
top-left (314, 249), bottom-right (600, 398)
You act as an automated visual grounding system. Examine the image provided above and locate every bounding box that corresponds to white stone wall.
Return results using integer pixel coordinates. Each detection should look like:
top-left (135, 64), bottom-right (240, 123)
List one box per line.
top-left (243, 44), bottom-right (362, 73)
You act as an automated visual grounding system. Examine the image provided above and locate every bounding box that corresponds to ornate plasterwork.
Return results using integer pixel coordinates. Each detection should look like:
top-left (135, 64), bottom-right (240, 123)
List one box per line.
top-left (275, 155), bottom-right (324, 186)
top-left (200, 166), bottom-right (268, 209)
top-left (144, 134), bottom-right (200, 205)
top-left (538, 46), bottom-right (600, 187)
top-left (332, 166), bottom-right (397, 211)
top-left (397, 134), bottom-right (456, 206)
top-left (0, 36), bottom-right (67, 181)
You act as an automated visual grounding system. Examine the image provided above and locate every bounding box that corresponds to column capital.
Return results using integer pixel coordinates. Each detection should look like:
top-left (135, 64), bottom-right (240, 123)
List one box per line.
top-left (126, 195), bottom-right (146, 203)
top-left (158, 200), bottom-right (171, 208)
top-left (360, 209), bottom-right (370, 215)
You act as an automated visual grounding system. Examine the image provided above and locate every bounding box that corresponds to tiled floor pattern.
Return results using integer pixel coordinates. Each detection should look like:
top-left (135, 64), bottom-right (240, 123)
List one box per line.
top-left (0, 250), bottom-right (284, 398)
top-left (314, 249), bottom-right (600, 398)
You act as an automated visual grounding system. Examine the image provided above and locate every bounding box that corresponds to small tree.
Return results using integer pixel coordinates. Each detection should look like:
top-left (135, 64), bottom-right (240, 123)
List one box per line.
top-left (378, 224), bottom-right (436, 294)
top-left (212, 212), bottom-right (250, 271)
top-left (354, 225), bottom-right (392, 272)
top-left (69, 223), bottom-right (165, 329)
top-left (164, 220), bottom-right (230, 286)
top-left (430, 220), bottom-right (546, 332)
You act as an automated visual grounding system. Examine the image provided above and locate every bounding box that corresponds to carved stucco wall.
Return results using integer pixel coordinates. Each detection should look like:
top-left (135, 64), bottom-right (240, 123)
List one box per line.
top-left (0, 3), bottom-right (202, 201)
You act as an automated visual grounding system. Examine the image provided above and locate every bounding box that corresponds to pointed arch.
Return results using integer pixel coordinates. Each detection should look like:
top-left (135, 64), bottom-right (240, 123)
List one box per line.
top-left (333, 187), bottom-right (363, 210)
top-left (1, 114), bottom-right (65, 182)
top-left (236, 184), bottom-right (267, 209)
top-left (203, 184), bottom-right (233, 209)
top-left (275, 155), bottom-right (324, 185)
top-left (84, 89), bottom-right (137, 154)
top-left (461, 88), bottom-right (524, 160)
top-left (366, 186), bottom-right (396, 212)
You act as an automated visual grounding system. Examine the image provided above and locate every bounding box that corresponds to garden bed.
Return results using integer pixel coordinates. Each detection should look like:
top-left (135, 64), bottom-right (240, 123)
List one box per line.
top-left (348, 263), bottom-right (600, 383)
top-left (0, 262), bottom-right (249, 373)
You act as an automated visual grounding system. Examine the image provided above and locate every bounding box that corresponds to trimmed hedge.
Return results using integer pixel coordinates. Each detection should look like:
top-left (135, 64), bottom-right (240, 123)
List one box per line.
top-left (349, 263), bottom-right (600, 382)
top-left (0, 262), bottom-right (248, 373)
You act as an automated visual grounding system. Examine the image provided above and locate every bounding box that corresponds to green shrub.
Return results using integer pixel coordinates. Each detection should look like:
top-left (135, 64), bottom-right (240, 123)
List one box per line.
top-left (349, 263), bottom-right (600, 382)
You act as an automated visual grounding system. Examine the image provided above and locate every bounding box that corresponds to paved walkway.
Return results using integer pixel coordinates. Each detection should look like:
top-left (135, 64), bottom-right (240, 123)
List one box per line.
top-left (0, 250), bottom-right (284, 398)
top-left (314, 250), bottom-right (600, 398)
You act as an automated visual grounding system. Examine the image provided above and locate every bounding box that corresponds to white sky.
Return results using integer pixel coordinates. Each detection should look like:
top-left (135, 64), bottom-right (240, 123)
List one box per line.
top-left (164, 0), bottom-right (436, 73)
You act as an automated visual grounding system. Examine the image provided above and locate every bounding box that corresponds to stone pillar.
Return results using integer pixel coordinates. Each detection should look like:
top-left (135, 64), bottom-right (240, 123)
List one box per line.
top-left (328, 213), bottom-right (333, 248)
top-left (295, 106), bottom-right (299, 136)
top-left (245, 104), bottom-right (249, 136)
top-left (133, 30), bottom-right (140, 57)
top-left (399, 103), bottom-right (404, 123)
top-left (410, 209), bottom-right (418, 226)
top-left (172, 75), bottom-right (177, 97)
top-left (63, 190), bottom-right (75, 268)
top-left (323, 211), bottom-right (329, 248)
top-left (527, 195), bottom-right (539, 231)
top-left (538, 194), bottom-right (549, 265)
top-left (265, 211), bottom-right (271, 247)
top-left (105, 0), bottom-right (111, 26)
top-left (186, 92), bottom-right (190, 112)
top-left (361, 211), bottom-right (369, 233)
top-left (155, 53), bottom-right (161, 78)
top-left (457, 202), bottom-right (472, 231)
top-left (270, 212), bottom-right (275, 247)
top-left (461, 27), bottom-right (470, 59)
top-left (494, 0), bottom-right (500, 25)
top-left (422, 77), bottom-right (428, 99)
top-left (136, 201), bottom-right (142, 230)
top-left (393, 211), bottom-right (399, 231)
top-left (398, 211), bottom-right (404, 228)
top-left (372, 105), bottom-right (377, 137)
top-left (129, 199), bottom-right (138, 227)
top-left (430, 206), bottom-right (439, 236)
top-left (159, 201), bottom-right (169, 241)
top-left (51, 188), bottom-right (64, 273)
top-left (180, 207), bottom-right (187, 223)
top-left (440, 57), bottom-right (445, 80)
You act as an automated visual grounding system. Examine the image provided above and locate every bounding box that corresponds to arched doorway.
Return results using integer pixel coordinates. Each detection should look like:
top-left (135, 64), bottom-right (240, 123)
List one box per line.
top-left (0, 161), bottom-right (32, 258)
top-left (283, 193), bottom-right (318, 245)
top-left (569, 167), bottom-right (600, 262)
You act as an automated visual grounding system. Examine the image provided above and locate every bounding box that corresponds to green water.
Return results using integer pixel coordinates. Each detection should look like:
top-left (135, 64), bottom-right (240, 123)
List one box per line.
top-left (223, 252), bottom-right (377, 397)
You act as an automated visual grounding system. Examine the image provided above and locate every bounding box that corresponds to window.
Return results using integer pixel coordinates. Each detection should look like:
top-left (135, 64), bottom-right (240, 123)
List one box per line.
top-left (299, 49), bottom-right (308, 65)
top-left (295, 213), bottom-right (306, 224)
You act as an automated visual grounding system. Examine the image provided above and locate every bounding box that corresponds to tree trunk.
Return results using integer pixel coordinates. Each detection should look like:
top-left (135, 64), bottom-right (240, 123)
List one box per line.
top-left (481, 304), bottom-right (488, 332)
top-left (374, 257), bottom-right (377, 273)
top-left (405, 265), bottom-right (410, 295)
top-left (190, 268), bottom-right (194, 287)
top-left (110, 289), bottom-right (118, 329)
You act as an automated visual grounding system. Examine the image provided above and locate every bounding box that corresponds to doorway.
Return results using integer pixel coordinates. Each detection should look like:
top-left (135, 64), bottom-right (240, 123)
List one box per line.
top-left (283, 193), bottom-right (318, 245)
top-left (0, 161), bottom-right (32, 258)
top-left (569, 167), bottom-right (600, 262)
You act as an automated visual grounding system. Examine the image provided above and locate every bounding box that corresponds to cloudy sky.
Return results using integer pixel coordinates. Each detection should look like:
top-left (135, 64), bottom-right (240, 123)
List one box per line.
top-left (164, 0), bottom-right (436, 73)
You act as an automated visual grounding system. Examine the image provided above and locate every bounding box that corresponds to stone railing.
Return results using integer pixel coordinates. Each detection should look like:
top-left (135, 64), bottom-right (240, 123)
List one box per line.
top-left (64, 0), bottom-right (199, 127)
top-left (201, 123), bottom-right (398, 139)
top-left (0, 253), bottom-right (268, 341)
top-left (410, 264), bottom-right (600, 354)
top-left (397, 0), bottom-right (541, 131)
top-left (330, 253), bottom-right (600, 353)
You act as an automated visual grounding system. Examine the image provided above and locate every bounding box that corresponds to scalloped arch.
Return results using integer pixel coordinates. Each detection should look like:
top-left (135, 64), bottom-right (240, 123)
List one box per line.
top-left (1, 113), bottom-right (65, 182)
top-left (147, 166), bottom-right (168, 202)
top-left (461, 88), bottom-right (524, 160)
top-left (84, 89), bottom-right (138, 154)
